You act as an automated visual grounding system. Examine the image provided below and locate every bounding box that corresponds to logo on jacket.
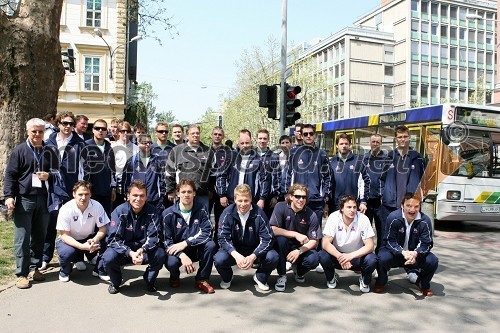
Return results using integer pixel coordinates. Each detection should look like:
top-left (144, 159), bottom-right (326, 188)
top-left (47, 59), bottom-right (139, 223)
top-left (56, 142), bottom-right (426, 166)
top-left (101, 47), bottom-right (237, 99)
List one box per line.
top-left (286, 216), bottom-right (291, 221)
top-left (411, 164), bottom-right (415, 169)
top-left (176, 222), bottom-right (182, 229)
top-left (88, 213), bottom-right (93, 218)
top-left (349, 165), bottom-right (354, 170)
top-left (99, 216), bottom-right (103, 223)
top-left (311, 231), bottom-right (317, 238)
top-left (413, 229), bottom-right (418, 234)
top-left (141, 225), bottom-right (145, 230)
top-left (338, 225), bottom-right (343, 231)
top-left (126, 225), bottom-right (133, 231)
top-left (299, 219), bottom-right (306, 224)
top-left (399, 227), bottom-right (405, 233)
top-left (194, 219), bottom-right (199, 224)
top-left (248, 227), bottom-right (253, 232)
top-left (298, 159), bottom-right (304, 165)
top-left (110, 221), bottom-right (116, 227)
top-left (73, 216), bottom-right (78, 221)
top-left (360, 230), bottom-right (365, 237)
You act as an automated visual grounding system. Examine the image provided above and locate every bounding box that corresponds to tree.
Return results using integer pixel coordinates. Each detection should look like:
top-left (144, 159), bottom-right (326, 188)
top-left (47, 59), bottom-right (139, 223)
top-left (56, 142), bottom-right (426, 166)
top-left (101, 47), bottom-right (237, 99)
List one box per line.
top-left (125, 82), bottom-right (157, 128)
top-left (0, 1), bottom-right (177, 191)
top-left (155, 110), bottom-right (177, 124)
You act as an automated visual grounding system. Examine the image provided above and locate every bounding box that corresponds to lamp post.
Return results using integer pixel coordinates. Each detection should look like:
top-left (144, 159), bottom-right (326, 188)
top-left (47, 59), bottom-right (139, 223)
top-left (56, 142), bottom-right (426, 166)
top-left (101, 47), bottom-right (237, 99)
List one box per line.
top-left (94, 28), bottom-right (142, 79)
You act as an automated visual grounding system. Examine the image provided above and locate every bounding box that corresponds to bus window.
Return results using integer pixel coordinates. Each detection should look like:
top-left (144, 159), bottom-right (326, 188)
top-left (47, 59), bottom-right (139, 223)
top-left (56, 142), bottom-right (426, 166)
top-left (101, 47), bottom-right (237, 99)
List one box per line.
top-left (490, 133), bottom-right (500, 178)
top-left (378, 125), bottom-right (396, 152)
top-left (449, 130), bottom-right (491, 178)
top-left (354, 128), bottom-right (377, 155)
top-left (408, 127), bottom-right (422, 154)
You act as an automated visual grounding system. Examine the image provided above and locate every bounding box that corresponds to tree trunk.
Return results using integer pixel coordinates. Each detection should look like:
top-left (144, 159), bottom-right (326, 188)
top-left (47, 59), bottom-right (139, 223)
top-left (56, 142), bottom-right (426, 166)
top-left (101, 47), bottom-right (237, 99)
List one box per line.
top-left (0, 0), bottom-right (64, 194)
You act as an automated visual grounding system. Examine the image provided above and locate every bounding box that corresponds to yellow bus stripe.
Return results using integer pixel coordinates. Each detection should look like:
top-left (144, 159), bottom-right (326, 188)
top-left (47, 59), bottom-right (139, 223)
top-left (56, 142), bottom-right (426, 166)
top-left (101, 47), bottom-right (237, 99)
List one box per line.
top-left (368, 115), bottom-right (379, 126)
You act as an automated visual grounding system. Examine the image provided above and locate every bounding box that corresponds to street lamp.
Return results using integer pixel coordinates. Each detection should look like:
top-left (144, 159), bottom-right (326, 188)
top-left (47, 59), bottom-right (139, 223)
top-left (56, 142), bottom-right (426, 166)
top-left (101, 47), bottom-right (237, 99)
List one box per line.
top-left (94, 28), bottom-right (142, 79)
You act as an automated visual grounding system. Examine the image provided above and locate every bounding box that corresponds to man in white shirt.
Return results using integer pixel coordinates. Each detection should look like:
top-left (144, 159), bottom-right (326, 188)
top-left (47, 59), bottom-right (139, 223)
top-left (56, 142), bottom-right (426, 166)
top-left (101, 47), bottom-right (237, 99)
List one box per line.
top-left (319, 194), bottom-right (377, 293)
top-left (56, 181), bottom-right (109, 282)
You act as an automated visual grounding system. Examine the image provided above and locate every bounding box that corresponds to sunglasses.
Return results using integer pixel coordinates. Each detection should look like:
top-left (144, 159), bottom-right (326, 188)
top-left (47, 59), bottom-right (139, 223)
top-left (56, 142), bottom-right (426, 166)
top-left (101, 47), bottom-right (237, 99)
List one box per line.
top-left (156, 130), bottom-right (169, 134)
top-left (293, 194), bottom-right (307, 200)
top-left (120, 130), bottom-right (131, 134)
top-left (61, 121), bottom-right (74, 127)
top-left (140, 141), bottom-right (153, 145)
top-left (31, 130), bottom-right (44, 134)
top-left (302, 132), bottom-right (314, 137)
top-left (94, 127), bottom-right (107, 132)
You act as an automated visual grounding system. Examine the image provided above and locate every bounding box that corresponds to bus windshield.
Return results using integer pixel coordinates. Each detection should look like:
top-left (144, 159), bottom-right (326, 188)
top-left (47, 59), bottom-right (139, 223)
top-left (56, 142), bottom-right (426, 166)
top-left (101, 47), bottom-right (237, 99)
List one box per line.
top-left (447, 130), bottom-right (493, 178)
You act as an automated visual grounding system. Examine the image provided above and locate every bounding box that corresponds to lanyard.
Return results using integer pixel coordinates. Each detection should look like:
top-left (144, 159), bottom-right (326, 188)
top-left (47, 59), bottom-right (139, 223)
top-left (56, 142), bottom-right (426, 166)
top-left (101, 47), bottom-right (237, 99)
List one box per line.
top-left (26, 139), bottom-right (43, 172)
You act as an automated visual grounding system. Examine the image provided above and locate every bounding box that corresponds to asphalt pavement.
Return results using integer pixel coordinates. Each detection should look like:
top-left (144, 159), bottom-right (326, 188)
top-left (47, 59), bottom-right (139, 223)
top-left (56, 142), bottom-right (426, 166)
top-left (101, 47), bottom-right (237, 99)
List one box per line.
top-left (1, 221), bottom-right (499, 332)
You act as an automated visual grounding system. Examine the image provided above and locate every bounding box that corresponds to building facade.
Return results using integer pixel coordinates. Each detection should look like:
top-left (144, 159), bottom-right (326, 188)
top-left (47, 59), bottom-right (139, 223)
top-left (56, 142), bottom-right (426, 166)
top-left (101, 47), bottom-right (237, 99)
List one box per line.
top-left (58, 0), bottom-right (137, 124)
top-left (295, 0), bottom-right (497, 124)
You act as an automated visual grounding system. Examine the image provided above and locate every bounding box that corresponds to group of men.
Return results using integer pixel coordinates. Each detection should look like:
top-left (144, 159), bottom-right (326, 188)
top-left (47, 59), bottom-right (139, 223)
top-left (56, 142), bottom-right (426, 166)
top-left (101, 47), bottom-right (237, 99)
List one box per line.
top-left (3, 114), bottom-right (438, 296)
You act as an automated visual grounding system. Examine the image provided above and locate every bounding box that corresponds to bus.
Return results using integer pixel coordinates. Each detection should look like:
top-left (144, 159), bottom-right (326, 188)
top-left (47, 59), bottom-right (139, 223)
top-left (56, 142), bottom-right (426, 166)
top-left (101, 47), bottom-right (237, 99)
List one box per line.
top-left (294, 103), bottom-right (500, 224)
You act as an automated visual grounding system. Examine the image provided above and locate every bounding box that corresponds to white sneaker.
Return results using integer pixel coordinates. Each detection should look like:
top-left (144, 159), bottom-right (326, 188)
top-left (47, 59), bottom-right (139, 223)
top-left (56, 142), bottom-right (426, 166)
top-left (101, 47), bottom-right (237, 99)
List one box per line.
top-left (253, 274), bottom-right (270, 291)
top-left (292, 264), bottom-right (305, 283)
top-left (275, 275), bottom-right (287, 292)
top-left (407, 272), bottom-right (418, 284)
top-left (73, 261), bottom-right (87, 271)
top-left (89, 256), bottom-right (98, 266)
top-left (40, 261), bottom-right (48, 271)
top-left (92, 270), bottom-right (110, 282)
top-left (359, 276), bottom-right (370, 293)
top-left (59, 272), bottom-right (70, 282)
top-left (327, 275), bottom-right (337, 289)
top-left (220, 278), bottom-right (232, 289)
top-left (316, 264), bottom-right (324, 273)
top-left (285, 261), bottom-right (292, 272)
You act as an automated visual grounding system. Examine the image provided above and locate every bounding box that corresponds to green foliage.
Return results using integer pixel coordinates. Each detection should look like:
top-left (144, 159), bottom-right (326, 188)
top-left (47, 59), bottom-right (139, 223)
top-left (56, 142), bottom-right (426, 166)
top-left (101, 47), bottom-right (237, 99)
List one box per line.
top-left (125, 82), bottom-right (157, 129)
top-left (0, 218), bottom-right (15, 284)
top-left (155, 110), bottom-right (177, 125)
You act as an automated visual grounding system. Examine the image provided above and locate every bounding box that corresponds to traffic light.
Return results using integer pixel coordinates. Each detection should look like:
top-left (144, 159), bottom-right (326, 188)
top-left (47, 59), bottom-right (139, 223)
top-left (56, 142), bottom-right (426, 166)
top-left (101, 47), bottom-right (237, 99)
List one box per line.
top-left (284, 84), bottom-right (301, 128)
top-left (259, 85), bottom-right (278, 119)
top-left (217, 115), bottom-right (223, 127)
top-left (61, 48), bottom-right (75, 73)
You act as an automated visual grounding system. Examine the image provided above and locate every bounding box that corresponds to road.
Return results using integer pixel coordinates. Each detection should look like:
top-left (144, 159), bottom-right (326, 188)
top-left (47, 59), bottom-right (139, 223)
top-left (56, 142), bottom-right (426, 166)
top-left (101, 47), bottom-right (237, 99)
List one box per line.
top-left (0, 221), bottom-right (499, 332)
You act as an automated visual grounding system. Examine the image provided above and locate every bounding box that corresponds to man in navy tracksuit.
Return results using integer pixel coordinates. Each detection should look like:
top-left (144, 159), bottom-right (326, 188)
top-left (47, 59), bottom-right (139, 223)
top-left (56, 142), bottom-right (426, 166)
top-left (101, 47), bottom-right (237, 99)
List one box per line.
top-left (161, 179), bottom-right (216, 293)
top-left (374, 192), bottom-right (438, 296)
top-left (256, 129), bottom-right (281, 219)
top-left (216, 130), bottom-right (270, 210)
top-left (328, 133), bottom-right (369, 214)
top-left (214, 184), bottom-right (278, 291)
top-left (151, 122), bottom-right (174, 209)
top-left (380, 126), bottom-right (426, 242)
top-left (83, 119), bottom-right (116, 216)
top-left (281, 124), bottom-right (330, 222)
top-left (43, 112), bottom-right (86, 269)
top-left (361, 134), bottom-right (390, 253)
top-left (121, 134), bottom-right (165, 210)
top-left (102, 180), bottom-right (166, 294)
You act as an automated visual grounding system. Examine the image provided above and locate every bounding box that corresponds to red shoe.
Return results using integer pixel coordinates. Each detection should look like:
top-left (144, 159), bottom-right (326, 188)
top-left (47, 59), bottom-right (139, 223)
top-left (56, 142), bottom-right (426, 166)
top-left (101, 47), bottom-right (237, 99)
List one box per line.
top-left (421, 289), bottom-right (433, 296)
top-left (196, 280), bottom-right (215, 294)
top-left (374, 285), bottom-right (385, 293)
top-left (169, 278), bottom-right (180, 288)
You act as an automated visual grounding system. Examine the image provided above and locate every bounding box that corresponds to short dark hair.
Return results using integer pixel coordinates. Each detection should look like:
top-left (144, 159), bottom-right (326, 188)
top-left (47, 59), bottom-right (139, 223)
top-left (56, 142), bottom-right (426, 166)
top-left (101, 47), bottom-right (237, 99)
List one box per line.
top-left (401, 192), bottom-right (421, 205)
top-left (128, 179), bottom-right (147, 194)
top-left (56, 111), bottom-right (75, 124)
top-left (395, 125), bottom-right (410, 137)
top-left (93, 119), bottom-right (107, 127)
top-left (301, 124), bottom-right (315, 133)
top-left (75, 115), bottom-right (89, 122)
top-left (134, 123), bottom-right (146, 132)
top-left (176, 178), bottom-right (197, 193)
top-left (73, 180), bottom-right (92, 193)
top-left (338, 194), bottom-right (357, 210)
top-left (336, 133), bottom-right (351, 145)
top-left (279, 135), bottom-right (291, 143)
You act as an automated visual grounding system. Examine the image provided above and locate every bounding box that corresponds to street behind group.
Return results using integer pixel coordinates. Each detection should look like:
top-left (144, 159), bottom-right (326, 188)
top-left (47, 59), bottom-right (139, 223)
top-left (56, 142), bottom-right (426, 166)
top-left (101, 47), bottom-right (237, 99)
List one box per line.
top-left (3, 113), bottom-right (438, 297)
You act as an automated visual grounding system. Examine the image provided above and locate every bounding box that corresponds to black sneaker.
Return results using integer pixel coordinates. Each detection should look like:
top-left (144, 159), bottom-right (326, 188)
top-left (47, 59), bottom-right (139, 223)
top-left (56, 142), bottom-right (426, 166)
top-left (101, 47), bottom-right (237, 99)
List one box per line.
top-left (108, 284), bottom-right (120, 294)
top-left (146, 284), bottom-right (157, 292)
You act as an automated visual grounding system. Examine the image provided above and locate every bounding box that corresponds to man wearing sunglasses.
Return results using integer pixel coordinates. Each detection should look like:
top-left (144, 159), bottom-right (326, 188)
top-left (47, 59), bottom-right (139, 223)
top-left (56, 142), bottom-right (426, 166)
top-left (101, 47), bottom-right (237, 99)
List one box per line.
top-left (111, 121), bottom-right (139, 209)
top-left (269, 184), bottom-right (320, 292)
top-left (4, 118), bottom-right (59, 288)
top-left (121, 134), bottom-right (165, 210)
top-left (42, 111), bottom-right (87, 271)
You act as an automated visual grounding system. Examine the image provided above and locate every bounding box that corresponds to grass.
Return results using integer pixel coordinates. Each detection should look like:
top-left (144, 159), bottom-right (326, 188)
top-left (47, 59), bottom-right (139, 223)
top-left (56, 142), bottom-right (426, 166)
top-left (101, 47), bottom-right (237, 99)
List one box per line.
top-left (0, 217), bottom-right (16, 285)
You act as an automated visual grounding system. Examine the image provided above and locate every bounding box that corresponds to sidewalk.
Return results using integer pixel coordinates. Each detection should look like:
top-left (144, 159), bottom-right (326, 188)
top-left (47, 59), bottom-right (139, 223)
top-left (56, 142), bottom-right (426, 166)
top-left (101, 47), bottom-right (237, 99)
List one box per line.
top-left (1, 229), bottom-right (499, 332)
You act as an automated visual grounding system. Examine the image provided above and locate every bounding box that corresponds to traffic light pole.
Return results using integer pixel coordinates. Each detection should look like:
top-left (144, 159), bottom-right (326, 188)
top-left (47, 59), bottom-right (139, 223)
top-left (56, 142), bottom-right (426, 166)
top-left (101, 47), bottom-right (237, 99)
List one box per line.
top-left (279, 0), bottom-right (287, 135)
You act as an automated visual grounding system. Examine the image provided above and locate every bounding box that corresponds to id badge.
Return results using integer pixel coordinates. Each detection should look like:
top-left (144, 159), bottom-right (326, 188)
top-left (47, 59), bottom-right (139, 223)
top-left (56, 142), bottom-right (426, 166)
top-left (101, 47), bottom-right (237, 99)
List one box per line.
top-left (32, 173), bottom-right (42, 188)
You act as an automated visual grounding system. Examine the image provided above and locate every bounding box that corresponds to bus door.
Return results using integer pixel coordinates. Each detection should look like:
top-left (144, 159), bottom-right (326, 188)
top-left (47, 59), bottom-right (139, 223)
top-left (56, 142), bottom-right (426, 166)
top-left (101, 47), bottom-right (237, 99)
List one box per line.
top-left (408, 126), bottom-right (423, 154)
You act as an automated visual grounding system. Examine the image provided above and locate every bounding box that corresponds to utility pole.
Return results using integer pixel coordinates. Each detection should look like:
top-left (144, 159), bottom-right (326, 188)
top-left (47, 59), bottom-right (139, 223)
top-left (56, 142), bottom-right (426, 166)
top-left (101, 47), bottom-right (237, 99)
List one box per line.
top-left (279, 0), bottom-right (287, 135)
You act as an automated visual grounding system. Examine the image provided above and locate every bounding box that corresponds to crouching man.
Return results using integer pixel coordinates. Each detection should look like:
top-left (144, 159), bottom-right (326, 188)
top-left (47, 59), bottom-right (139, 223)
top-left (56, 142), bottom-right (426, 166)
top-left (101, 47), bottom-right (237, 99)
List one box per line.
top-left (56, 181), bottom-right (109, 282)
top-left (161, 179), bottom-right (216, 293)
top-left (374, 192), bottom-right (438, 296)
top-left (319, 195), bottom-right (377, 293)
top-left (214, 184), bottom-right (278, 291)
top-left (102, 180), bottom-right (166, 294)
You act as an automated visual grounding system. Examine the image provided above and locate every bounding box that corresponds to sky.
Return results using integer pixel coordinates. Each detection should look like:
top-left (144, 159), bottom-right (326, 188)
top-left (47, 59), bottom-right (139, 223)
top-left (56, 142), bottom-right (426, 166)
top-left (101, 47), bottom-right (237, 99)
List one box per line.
top-left (137, 0), bottom-right (381, 123)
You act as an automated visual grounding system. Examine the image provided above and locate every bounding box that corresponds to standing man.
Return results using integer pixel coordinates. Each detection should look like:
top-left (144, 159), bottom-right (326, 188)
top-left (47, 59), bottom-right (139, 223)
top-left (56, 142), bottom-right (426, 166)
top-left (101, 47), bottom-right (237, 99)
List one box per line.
top-left (161, 179), bottom-right (216, 293)
top-left (361, 133), bottom-right (389, 253)
top-left (121, 134), bottom-right (165, 209)
top-left (151, 122), bottom-right (174, 156)
top-left (278, 135), bottom-right (292, 173)
top-left (216, 129), bottom-right (270, 211)
top-left (256, 129), bottom-right (280, 218)
top-left (319, 195), bottom-right (377, 293)
top-left (328, 133), bottom-right (369, 214)
top-left (374, 192), bottom-right (438, 296)
top-left (74, 115), bottom-right (89, 140)
top-left (170, 124), bottom-right (185, 146)
top-left (43, 111), bottom-right (86, 270)
top-left (130, 122), bottom-right (146, 145)
top-left (270, 184), bottom-right (320, 292)
top-left (111, 121), bottom-right (139, 209)
top-left (166, 124), bottom-right (214, 210)
top-left (380, 126), bottom-right (426, 240)
top-left (106, 118), bottom-right (120, 142)
top-left (293, 123), bottom-right (304, 147)
top-left (55, 181), bottom-right (109, 282)
top-left (214, 184), bottom-right (278, 291)
top-left (208, 126), bottom-right (232, 233)
top-left (102, 180), bottom-right (166, 294)
top-left (84, 119), bottom-right (116, 215)
top-left (4, 118), bottom-right (59, 289)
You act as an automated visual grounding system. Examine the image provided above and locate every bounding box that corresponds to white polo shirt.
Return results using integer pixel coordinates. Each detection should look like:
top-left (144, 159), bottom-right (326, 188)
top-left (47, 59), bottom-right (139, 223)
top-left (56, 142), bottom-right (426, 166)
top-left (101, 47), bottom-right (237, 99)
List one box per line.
top-left (323, 210), bottom-right (375, 253)
top-left (56, 199), bottom-right (110, 240)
